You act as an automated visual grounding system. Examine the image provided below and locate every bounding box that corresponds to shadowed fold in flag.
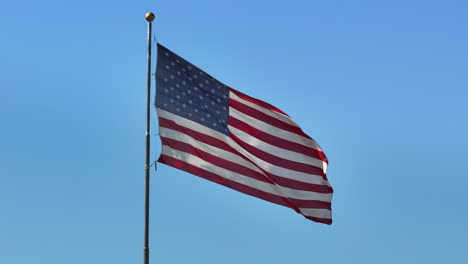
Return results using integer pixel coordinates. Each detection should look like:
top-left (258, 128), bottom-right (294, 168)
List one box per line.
top-left (155, 43), bottom-right (333, 224)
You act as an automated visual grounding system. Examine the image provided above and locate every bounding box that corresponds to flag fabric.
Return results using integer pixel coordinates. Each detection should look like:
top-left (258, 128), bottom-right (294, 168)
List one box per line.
top-left (155, 43), bottom-right (333, 224)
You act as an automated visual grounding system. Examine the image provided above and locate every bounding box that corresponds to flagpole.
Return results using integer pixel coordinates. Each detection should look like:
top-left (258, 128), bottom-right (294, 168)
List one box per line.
top-left (144, 11), bottom-right (155, 264)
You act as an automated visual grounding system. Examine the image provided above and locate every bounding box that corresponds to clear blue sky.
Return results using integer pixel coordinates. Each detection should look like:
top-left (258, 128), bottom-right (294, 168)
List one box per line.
top-left (1, 1), bottom-right (467, 263)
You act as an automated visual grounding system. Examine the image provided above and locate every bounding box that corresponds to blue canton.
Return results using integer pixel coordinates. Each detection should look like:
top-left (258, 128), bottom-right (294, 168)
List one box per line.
top-left (156, 44), bottom-right (230, 135)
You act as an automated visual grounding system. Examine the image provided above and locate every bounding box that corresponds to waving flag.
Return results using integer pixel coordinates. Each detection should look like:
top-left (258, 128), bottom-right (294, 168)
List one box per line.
top-left (155, 44), bottom-right (333, 224)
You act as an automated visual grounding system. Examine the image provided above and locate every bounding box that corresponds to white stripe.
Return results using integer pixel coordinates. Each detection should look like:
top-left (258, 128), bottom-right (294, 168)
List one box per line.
top-left (299, 208), bottom-right (332, 219)
top-left (228, 125), bottom-right (326, 171)
top-left (230, 91), bottom-right (299, 127)
top-left (229, 107), bottom-right (322, 151)
top-left (157, 108), bottom-right (330, 186)
top-left (161, 145), bottom-right (332, 202)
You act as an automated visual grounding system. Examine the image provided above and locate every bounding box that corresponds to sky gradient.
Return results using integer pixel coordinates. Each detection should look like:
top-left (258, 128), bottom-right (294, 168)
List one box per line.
top-left (1, 1), bottom-right (467, 263)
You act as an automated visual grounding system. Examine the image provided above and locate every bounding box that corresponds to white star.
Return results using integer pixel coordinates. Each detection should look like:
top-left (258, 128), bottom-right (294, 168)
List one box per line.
top-left (165, 52), bottom-right (169, 56)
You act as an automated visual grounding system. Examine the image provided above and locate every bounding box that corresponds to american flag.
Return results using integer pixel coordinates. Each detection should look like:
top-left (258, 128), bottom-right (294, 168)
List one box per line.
top-left (155, 44), bottom-right (333, 224)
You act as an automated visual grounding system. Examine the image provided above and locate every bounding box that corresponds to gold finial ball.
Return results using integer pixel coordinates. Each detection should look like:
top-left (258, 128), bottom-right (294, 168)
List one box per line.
top-left (145, 12), bottom-right (155, 22)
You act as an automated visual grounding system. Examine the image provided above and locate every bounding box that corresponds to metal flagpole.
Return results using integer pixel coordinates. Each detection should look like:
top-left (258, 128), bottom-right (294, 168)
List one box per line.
top-left (144, 11), bottom-right (155, 264)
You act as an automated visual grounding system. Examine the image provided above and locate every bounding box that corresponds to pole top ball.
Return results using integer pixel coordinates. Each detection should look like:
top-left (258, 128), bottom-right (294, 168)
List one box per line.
top-left (145, 12), bottom-right (155, 22)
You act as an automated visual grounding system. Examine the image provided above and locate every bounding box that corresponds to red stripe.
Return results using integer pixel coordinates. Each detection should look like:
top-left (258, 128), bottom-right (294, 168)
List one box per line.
top-left (289, 198), bottom-right (332, 209)
top-left (229, 133), bottom-right (327, 178)
top-left (229, 97), bottom-right (312, 139)
top-left (161, 135), bottom-right (332, 193)
top-left (304, 216), bottom-right (332, 225)
top-left (229, 116), bottom-right (328, 163)
top-left (158, 155), bottom-right (300, 212)
top-left (229, 88), bottom-right (289, 116)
